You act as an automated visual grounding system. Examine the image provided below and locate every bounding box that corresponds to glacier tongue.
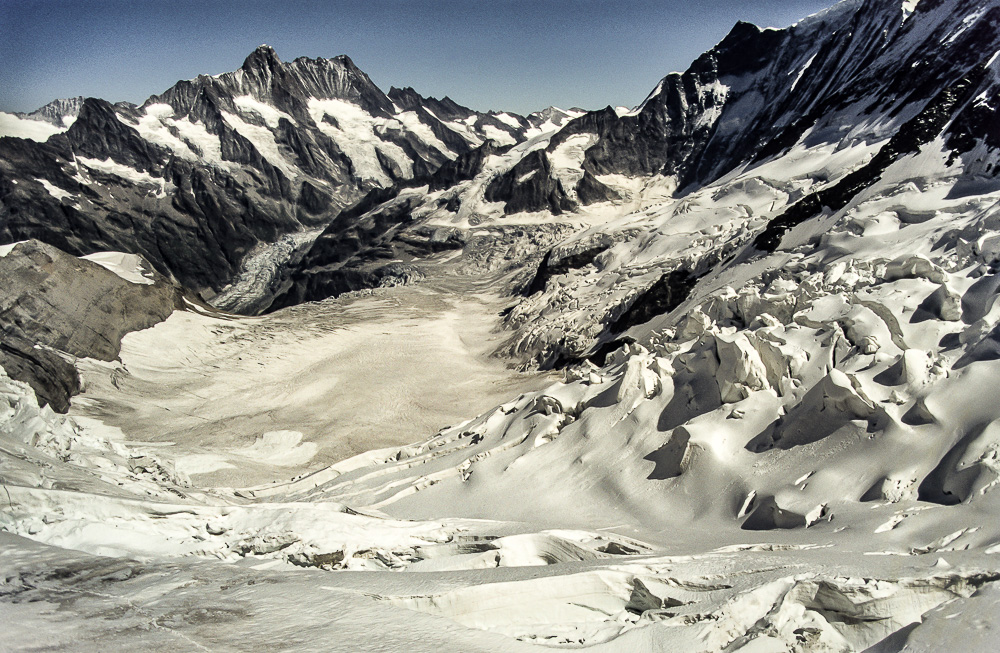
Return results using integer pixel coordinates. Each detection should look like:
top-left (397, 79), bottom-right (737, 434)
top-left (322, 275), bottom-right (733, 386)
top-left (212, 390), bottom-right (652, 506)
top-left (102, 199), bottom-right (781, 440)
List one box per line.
top-left (5, 0), bottom-right (1000, 651)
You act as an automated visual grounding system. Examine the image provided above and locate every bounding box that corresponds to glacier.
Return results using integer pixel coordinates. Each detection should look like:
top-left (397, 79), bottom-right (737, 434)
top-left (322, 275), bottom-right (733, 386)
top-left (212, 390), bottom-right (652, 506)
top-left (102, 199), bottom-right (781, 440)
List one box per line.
top-left (4, 0), bottom-right (1000, 651)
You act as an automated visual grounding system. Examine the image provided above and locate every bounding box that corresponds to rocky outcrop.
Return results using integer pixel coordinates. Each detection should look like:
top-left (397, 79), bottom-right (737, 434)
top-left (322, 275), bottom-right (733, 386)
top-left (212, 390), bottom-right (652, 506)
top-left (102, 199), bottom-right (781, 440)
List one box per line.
top-left (0, 333), bottom-right (81, 413)
top-left (0, 46), bottom-right (533, 302)
top-left (266, 193), bottom-right (424, 310)
top-left (485, 149), bottom-right (575, 215)
top-left (389, 87), bottom-right (470, 121)
top-left (426, 140), bottom-right (507, 191)
top-left (545, 20), bottom-right (783, 185)
top-left (523, 241), bottom-right (612, 297)
top-left (0, 240), bottom-right (185, 411)
top-left (752, 60), bottom-right (991, 254)
top-left (574, 170), bottom-right (619, 205)
top-left (18, 97), bottom-right (85, 127)
top-left (608, 269), bottom-right (700, 334)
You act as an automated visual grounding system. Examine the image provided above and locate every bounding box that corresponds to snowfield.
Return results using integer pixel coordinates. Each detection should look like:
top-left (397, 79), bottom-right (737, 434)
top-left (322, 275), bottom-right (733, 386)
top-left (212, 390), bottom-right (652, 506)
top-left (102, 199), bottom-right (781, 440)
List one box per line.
top-left (5, 0), bottom-right (1000, 651)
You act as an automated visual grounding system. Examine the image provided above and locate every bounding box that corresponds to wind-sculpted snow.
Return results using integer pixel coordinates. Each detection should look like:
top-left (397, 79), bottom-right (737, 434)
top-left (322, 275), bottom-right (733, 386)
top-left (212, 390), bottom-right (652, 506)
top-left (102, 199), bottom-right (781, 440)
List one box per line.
top-left (6, 0), bottom-right (1000, 650)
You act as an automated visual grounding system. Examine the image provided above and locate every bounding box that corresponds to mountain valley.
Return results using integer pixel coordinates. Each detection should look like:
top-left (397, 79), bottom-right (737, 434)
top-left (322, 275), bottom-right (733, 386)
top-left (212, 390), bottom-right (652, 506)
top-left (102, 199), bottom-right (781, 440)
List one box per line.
top-left (3, 1), bottom-right (1000, 650)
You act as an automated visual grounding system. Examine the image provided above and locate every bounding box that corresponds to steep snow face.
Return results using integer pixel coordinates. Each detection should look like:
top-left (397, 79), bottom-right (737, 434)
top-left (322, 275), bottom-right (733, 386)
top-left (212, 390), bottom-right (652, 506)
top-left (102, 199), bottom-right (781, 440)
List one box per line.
top-left (308, 98), bottom-right (413, 183)
top-left (524, 106), bottom-right (586, 139)
top-left (397, 111), bottom-right (459, 157)
top-left (124, 103), bottom-right (228, 165)
top-left (220, 109), bottom-right (302, 179)
top-left (548, 133), bottom-right (599, 199)
top-left (547, 0), bottom-right (1000, 192)
top-left (233, 94), bottom-right (297, 128)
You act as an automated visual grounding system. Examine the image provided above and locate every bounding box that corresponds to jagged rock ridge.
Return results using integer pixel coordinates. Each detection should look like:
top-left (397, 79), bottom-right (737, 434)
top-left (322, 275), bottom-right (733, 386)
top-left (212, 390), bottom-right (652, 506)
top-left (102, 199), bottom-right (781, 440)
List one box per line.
top-left (5, 1), bottom-right (1000, 651)
top-left (0, 46), bottom-right (536, 297)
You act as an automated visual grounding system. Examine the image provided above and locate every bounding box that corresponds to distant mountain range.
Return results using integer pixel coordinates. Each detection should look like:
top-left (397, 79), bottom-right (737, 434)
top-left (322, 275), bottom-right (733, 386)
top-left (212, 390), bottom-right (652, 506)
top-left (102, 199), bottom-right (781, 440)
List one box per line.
top-left (7, 2), bottom-right (1000, 650)
top-left (0, 45), bottom-right (580, 297)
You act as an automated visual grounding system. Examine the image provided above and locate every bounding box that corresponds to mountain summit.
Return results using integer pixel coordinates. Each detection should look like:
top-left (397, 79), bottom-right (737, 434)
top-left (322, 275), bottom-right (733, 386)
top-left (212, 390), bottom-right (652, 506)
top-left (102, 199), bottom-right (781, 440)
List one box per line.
top-left (0, 46), bottom-right (535, 295)
top-left (4, 1), bottom-right (1000, 650)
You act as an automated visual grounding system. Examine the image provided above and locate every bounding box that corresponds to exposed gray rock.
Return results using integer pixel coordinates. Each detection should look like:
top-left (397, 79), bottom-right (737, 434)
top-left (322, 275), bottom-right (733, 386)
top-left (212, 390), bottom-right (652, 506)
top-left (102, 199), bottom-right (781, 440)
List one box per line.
top-left (549, 0), bottom-right (1000, 194)
top-left (16, 97), bottom-right (85, 127)
top-left (0, 240), bottom-right (184, 411)
top-left (575, 170), bottom-right (620, 205)
top-left (0, 46), bottom-right (532, 302)
top-left (484, 149), bottom-right (575, 215)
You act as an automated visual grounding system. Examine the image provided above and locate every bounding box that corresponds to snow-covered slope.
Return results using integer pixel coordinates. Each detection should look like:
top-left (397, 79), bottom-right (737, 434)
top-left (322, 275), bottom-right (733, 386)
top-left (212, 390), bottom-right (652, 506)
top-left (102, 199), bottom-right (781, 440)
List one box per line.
top-left (0, 97), bottom-right (84, 142)
top-left (5, 0), bottom-right (1000, 651)
top-left (0, 46), bottom-right (534, 298)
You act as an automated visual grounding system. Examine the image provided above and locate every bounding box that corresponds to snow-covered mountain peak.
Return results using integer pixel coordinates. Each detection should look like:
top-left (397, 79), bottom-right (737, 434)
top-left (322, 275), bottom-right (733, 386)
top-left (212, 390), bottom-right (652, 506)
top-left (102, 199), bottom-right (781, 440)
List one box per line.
top-left (0, 97), bottom-right (85, 143)
top-left (0, 45), bottom-right (540, 300)
top-left (22, 96), bottom-right (84, 127)
top-left (243, 42), bottom-right (281, 65)
top-left (6, 3), bottom-right (1000, 648)
top-left (792, 0), bottom-right (865, 28)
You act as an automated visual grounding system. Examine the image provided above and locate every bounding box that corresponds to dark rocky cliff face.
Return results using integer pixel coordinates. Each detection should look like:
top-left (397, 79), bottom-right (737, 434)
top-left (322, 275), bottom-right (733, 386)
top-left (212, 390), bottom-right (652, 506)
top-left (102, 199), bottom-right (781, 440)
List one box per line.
top-left (0, 46), bottom-right (531, 298)
top-left (485, 149), bottom-right (575, 216)
top-left (0, 240), bottom-right (185, 411)
top-left (545, 21), bottom-right (786, 185)
top-left (549, 0), bottom-right (1000, 193)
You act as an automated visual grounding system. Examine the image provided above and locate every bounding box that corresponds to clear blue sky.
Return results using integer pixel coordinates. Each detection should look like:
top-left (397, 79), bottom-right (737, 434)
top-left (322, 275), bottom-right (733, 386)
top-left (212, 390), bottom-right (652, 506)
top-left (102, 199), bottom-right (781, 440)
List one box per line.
top-left (1, 0), bottom-right (838, 115)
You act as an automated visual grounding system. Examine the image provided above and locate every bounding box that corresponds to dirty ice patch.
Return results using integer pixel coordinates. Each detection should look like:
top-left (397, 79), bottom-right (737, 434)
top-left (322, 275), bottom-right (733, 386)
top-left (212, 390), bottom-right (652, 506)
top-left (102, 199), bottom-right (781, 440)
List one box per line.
top-left (236, 430), bottom-right (318, 467)
top-left (81, 252), bottom-right (156, 285)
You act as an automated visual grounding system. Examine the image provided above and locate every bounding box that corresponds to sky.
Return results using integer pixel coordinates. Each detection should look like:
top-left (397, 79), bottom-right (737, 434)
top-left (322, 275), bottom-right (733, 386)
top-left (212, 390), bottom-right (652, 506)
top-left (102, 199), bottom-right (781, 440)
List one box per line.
top-left (1, 0), bottom-right (838, 116)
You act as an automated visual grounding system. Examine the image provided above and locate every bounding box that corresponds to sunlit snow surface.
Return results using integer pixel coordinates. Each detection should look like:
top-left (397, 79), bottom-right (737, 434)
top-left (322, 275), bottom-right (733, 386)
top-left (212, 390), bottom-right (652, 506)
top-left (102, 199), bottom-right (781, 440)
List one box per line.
top-left (6, 119), bottom-right (1000, 650)
top-left (81, 251), bottom-right (156, 285)
top-left (308, 97), bottom-right (414, 184)
top-left (0, 112), bottom-right (69, 141)
top-left (74, 156), bottom-right (172, 197)
top-left (6, 3), bottom-right (1000, 651)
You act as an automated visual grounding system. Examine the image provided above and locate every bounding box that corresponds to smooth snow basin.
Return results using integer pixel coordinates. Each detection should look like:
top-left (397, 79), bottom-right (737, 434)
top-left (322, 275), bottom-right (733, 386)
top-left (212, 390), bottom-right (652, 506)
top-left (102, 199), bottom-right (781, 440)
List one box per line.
top-left (71, 281), bottom-right (554, 486)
